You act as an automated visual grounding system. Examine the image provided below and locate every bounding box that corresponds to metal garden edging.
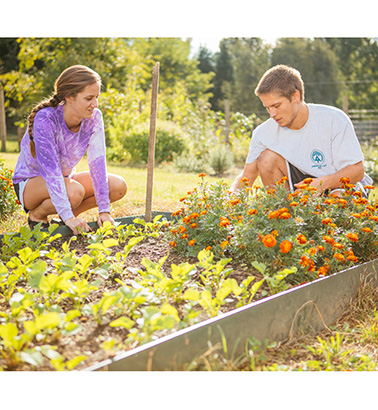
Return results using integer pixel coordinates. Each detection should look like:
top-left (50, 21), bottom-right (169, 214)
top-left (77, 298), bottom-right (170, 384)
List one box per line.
top-left (84, 257), bottom-right (378, 371)
top-left (0, 211), bottom-right (173, 240)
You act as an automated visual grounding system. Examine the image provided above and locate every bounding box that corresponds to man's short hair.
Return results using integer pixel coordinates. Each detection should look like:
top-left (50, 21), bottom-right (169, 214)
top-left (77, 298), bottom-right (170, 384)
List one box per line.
top-left (255, 65), bottom-right (305, 101)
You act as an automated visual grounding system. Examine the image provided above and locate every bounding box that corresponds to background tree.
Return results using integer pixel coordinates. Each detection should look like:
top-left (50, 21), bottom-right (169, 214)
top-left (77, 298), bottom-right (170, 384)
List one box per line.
top-left (325, 37), bottom-right (378, 110)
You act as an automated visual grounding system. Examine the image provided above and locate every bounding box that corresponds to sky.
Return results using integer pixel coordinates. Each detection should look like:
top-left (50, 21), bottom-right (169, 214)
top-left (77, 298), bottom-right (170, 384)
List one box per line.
top-left (2, 1), bottom-right (374, 39)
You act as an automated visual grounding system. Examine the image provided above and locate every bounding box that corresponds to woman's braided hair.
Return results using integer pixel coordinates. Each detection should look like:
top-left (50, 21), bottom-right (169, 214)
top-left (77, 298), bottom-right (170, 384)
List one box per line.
top-left (27, 65), bottom-right (101, 157)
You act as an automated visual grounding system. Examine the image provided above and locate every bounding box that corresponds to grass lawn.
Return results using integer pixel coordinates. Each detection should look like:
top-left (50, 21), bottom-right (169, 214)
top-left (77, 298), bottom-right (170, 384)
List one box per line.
top-left (0, 152), bottom-right (238, 233)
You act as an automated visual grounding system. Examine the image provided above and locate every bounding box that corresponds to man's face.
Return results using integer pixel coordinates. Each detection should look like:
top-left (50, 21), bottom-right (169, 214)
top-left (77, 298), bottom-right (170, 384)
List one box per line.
top-left (259, 90), bottom-right (303, 130)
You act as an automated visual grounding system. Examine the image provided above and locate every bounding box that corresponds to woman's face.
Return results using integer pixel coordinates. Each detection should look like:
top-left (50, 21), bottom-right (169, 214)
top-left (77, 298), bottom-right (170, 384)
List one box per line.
top-left (66, 82), bottom-right (100, 120)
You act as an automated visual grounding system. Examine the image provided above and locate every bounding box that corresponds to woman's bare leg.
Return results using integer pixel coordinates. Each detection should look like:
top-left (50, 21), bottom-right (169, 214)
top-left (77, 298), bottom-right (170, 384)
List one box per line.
top-left (71, 172), bottom-right (127, 216)
top-left (23, 172), bottom-right (127, 222)
top-left (24, 176), bottom-right (85, 222)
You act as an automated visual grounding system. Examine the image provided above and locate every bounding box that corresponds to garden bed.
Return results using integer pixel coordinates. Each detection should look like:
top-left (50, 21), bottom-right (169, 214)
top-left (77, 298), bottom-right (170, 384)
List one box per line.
top-left (0, 216), bottom-right (270, 371)
top-left (2, 172), bottom-right (378, 371)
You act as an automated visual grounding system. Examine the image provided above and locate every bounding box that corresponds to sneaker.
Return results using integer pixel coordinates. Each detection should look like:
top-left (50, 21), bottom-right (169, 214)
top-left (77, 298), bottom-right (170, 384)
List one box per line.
top-left (28, 217), bottom-right (50, 230)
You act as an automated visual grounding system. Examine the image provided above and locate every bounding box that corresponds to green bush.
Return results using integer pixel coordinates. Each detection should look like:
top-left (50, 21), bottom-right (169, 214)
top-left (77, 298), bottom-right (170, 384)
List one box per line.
top-left (209, 144), bottom-right (235, 175)
top-left (0, 159), bottom-right (20, 219)
top-left (109, 120), bottom-right (187, 164)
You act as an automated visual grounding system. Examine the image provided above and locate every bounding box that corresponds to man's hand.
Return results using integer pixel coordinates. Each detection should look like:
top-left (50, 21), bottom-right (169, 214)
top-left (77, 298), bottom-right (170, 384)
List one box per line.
top-left (294, 177), bottom-right (326, 195)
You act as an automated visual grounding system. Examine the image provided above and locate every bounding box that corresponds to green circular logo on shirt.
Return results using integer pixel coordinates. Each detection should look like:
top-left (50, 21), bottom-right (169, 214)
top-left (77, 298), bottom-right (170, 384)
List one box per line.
top-left (311, 149), bottom-right (325, 166)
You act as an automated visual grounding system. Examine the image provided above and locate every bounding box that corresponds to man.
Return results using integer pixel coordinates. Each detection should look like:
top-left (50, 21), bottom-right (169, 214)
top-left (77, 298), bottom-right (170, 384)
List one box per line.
top-left (231, 64), bottom-right (372, 195)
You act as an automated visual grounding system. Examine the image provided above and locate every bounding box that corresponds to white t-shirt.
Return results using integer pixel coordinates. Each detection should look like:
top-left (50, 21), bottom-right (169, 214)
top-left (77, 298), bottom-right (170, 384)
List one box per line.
top-left (246, 103), bottom-right (371, 184)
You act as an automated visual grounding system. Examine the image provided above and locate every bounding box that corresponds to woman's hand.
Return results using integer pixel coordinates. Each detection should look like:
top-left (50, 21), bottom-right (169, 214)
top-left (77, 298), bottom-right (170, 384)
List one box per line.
top-left (65, 217), bottom-right (91, 235)
top-left (97, 212), bottom-right (114, 227)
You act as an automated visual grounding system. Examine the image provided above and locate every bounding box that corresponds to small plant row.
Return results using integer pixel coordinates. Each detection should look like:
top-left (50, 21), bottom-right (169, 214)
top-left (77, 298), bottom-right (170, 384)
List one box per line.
top-left (0, 215), bottom-right (291, 371)
top-left (167, 174), bottom-right (378, 285)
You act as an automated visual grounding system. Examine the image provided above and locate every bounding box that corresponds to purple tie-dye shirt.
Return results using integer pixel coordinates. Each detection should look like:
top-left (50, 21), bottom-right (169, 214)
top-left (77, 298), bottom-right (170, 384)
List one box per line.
top-left (13, 104), bottom-right (110, 222)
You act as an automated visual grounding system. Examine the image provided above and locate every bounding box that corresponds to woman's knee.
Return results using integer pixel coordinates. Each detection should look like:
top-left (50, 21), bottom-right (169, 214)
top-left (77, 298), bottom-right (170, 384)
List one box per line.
top-left (109, 174), bottom-right (127, 202)
top-left (66, 181), bottom-right (86, 208)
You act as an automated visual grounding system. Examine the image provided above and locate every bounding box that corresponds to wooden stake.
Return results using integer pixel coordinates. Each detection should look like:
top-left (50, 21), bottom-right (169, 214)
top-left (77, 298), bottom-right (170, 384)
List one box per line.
top-left (145, 62), bottom-right (160, 222)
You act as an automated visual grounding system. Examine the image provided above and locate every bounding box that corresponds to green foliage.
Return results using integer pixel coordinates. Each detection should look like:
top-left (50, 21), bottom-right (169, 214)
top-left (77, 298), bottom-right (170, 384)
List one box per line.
top-left (0, 158), bottom-right (21, 219)
top-left (209, 143), bottom-right (234, 175)
top-left (109, 120), bottom-right (187, 164)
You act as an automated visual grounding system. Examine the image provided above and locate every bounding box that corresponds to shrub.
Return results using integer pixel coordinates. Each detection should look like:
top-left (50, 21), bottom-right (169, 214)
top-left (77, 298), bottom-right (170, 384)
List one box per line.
top-left (209, 144), bottom-right (234, 175)
top-left (0, 159), bottom-right (20, 219)
top-left (109, 120), bottom-right (187, 164)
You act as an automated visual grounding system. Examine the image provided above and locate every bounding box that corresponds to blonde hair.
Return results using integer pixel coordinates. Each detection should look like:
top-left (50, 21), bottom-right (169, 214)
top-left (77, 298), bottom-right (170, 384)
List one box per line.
top-left (255, 64), bottom-right (304, 102)
top-left (28, 65), bottom-right (101, 157)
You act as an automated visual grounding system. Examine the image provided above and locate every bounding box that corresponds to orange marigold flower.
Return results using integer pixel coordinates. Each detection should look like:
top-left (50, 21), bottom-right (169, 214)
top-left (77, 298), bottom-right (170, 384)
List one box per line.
top-left (279, 212), bottom-right (291, 219)
top-left (318, 265), bottom-right (329, 278)
top-left (300, 256), bottom-right (312, 267)
top-left (337, 198), bottom-right (348, 206)
top-left (364, 185), bottom-right (375, 190)
top-left (346, 232), bottom-right (359, 242)
top-left (303, 178), bottom-right (313, 184)
top-left (322, 217), bottom-right (333, 225)
top-left (323, 235), bottom-right (335, 245)
top-left (169, 241), bottom-right (176, 248)
top-left (317, 245), bottom-right (325, 252)
top-left (191, 212), bottom-right (200, 219)
top-left (179, 197), bottom-right (188, 202)
top-left (191, 223), bottom-right (197, 229)
top-left (183, 216), bottom-right (191, 224)
top-left (170, 228), bottom-right (178, 234)
top-left (198, 173), bottom-right (207, 178)
top-left (309, 247), bottom-right (318, 256)
top-left (200, 210), bottom-right (207, 215)
top-left (290, 201), bottom-right (299, 207)
top-left (268, 211), bottom-right (280, 219)
top-left (248, 209), bottom-right (258, 215)
top-left (220, 240), bottom-right (229, 249)
top-left (333, 253), bottom-right (346, 262)
top-left (262, 234), bottom-right (277, 248)
top-left (240, 177), bottom-right (250, 184)
top-left (339, 177), bottom-right (350, 184)
top-left (271, 230), bottom-right (279, 237)
top-left (362, 227), bottom-right (372, 233)
top-left (181, 233), bottom-right (188, 239)
top-left (220, 218), bottom-right (231, 227)
top-left (279, 240), bottom-right (292, 253)
top-left (347, 254), bottom-right (359, 262)
top-left (205, 246), bottom-right (212, 251)
top-left (178, 226), bottom-right (187, 233)
top-left (333, 242), bottom-right (344, 250)
top-left (278, 176), bottom-right (289, 184)
top-left (172, 209), bottom-right (183, 216)
top-left (229, 199), bottom-right (241, 206)
top-left (297, 233), bottom-right (307, 244)
top-left (188, 239), bottom-right (196, 246)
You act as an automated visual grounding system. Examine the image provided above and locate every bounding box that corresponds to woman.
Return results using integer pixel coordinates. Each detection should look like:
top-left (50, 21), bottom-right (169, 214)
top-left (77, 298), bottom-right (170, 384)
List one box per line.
top-left (12, 65), bottom-right (127, 235)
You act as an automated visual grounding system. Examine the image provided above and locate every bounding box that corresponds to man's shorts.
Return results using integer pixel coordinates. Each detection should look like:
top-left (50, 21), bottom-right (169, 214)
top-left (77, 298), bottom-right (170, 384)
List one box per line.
top-left (286, 161), bottom-right (368, 198)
